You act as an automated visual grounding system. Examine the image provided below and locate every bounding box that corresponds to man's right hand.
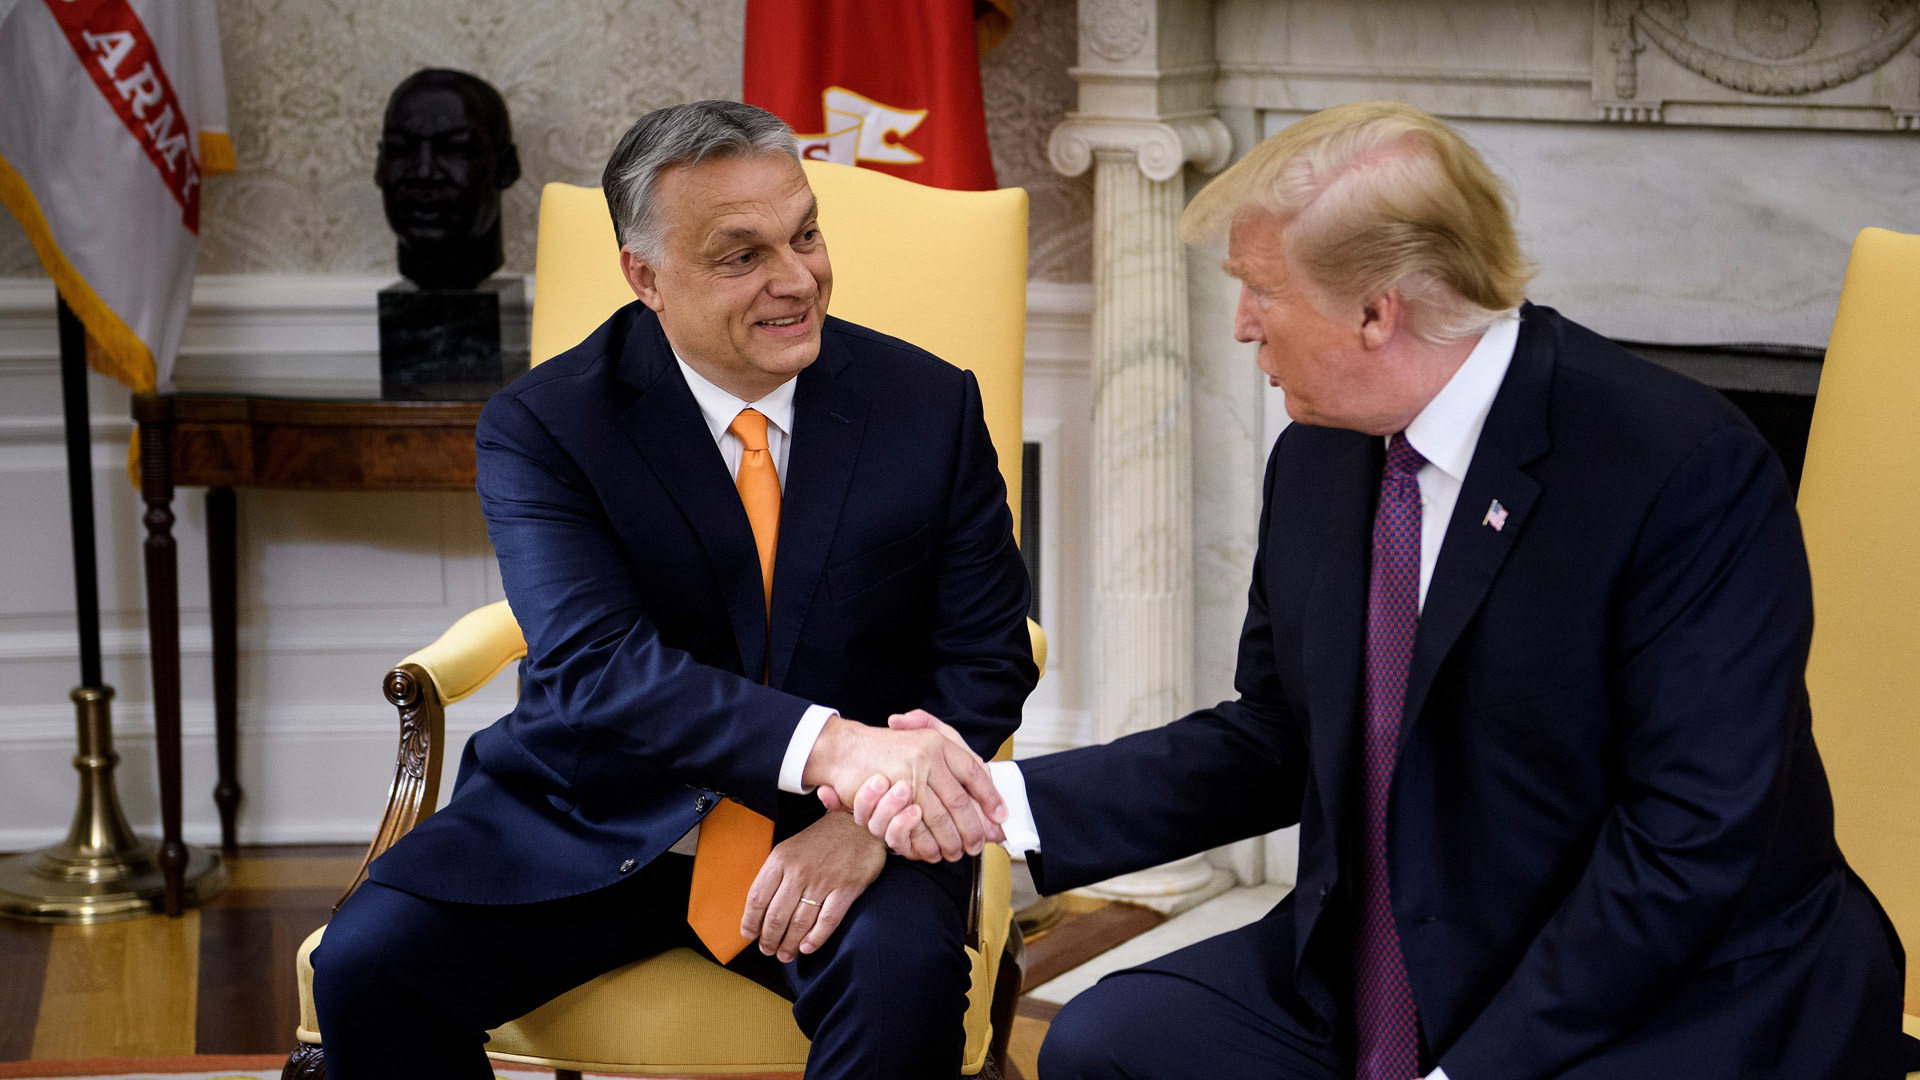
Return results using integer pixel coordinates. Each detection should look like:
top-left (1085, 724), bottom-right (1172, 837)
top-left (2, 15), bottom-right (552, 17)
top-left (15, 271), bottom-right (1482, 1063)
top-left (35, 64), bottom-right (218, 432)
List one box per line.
top-left (847, 710), bottom-right (993, 860)
top-left (803, 714), bottom-right (1007, 861)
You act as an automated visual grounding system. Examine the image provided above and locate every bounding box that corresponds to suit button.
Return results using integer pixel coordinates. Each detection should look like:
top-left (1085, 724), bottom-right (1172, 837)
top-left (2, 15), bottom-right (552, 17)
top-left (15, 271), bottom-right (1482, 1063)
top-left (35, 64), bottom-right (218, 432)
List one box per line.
top-left (619, 859), bottom-right (636, 874)
top-left (695, 795), bottom-right (713, 813)
top-left (1319, 886), bottom-right (1329, 900)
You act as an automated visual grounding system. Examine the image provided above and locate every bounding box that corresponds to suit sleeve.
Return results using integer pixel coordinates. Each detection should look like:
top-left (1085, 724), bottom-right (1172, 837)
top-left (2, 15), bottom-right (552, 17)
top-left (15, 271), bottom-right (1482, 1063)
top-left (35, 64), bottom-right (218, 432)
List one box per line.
top-left (914, 370), bottom-right (1041, 761)
top-left (1441, 425), bottom-right (1814, 1080)
top-left (1018, 437), bottom-right (1309, 894)
top-left (476, 391), bottom-right (809, 815)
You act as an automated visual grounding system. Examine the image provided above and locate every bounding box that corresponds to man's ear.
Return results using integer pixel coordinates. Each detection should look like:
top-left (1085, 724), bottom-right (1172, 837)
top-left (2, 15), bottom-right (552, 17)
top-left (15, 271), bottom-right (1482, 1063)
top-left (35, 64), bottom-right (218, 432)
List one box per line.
top-left (621, 248), bottom-right (664, 311)
top-left (1359, 288), bottom-right (1403, 351)
top-left (494, 144), bottom-right (522, 190)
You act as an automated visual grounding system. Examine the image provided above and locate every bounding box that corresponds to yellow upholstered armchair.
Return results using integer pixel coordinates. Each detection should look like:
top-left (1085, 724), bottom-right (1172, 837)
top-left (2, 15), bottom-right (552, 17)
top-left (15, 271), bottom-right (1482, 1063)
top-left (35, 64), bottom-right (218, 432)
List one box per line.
top-left (287, 162), bottom-right (1045, 1078)
top-left (1797, 227), bottom-right (1920, 1068)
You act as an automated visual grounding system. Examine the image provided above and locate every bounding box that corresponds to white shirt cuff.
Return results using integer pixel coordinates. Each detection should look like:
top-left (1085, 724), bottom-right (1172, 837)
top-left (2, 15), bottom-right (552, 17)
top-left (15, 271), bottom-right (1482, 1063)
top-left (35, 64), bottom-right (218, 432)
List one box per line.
top-left (989, 759), bottom-right (1041, 855)
top-left (778, 704), bottom-right (839, 795)
top-left (1428, 1069), bottom-right (1449, 1080)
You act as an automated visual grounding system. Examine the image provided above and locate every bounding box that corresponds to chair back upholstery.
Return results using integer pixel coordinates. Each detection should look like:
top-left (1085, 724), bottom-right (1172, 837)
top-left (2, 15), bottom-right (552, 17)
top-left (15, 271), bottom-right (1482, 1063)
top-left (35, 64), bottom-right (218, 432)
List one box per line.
top-left (1798, 227), bottom-right (1920, 1012)
top-left (527, 162), bottom-right (1030, 534)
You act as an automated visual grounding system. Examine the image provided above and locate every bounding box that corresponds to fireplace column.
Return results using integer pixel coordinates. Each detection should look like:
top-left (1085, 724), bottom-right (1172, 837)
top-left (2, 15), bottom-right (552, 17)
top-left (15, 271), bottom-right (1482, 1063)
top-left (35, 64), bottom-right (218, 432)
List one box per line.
top-left (1048, 0), bottom-right (1233, 914)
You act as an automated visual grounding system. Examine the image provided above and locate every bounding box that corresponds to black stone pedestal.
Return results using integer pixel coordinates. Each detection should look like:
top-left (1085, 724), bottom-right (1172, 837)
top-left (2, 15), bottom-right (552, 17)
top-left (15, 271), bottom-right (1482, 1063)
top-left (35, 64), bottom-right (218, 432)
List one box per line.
top-left (379, 277), bottom-right (530, 401)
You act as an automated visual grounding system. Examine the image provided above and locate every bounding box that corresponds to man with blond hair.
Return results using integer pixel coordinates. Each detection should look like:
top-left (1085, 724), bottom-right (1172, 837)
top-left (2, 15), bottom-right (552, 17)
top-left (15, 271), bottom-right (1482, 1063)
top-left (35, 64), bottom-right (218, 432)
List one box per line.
top-left (862, 101), bottom-right (1908, 1078)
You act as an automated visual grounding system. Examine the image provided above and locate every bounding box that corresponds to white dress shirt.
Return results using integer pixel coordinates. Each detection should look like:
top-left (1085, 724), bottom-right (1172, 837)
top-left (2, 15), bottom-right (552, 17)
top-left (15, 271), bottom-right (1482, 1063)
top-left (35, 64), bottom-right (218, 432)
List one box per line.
top-left (667, 354), bottom-right (838, 854)
top-left (988, 316), bottom-right (1522, 1080)
top-left (1399, 314), bottom-right (1521, 612)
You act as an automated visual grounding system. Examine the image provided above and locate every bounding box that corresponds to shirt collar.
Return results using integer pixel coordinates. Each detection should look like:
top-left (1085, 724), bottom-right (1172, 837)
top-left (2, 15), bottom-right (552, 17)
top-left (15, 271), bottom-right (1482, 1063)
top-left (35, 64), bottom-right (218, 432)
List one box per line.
top-left (1400, 313), bottom-right (1522, 483)
top-left (673, 350), bottom-right (798, 443)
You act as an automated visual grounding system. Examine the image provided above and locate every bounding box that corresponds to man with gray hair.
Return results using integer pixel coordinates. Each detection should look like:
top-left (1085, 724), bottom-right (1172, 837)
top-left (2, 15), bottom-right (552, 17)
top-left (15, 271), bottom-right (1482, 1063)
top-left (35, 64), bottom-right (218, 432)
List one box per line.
top-left (863, 101), bottom-right (1908, 1077)
top-left (311, 99), bottom-right (1034, 1079)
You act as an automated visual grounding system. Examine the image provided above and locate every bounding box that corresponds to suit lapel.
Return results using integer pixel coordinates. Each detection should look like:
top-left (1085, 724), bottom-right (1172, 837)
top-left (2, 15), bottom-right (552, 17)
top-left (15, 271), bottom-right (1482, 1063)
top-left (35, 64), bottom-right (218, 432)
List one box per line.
top-left (1301, 432), bottom-right (1384, 844)
top-left (615, 309), bottom-right (769, 680)
top-left (1398, 308), bottom-right (1555, 753)
top-left (768, 329), bottom-right (869, 689)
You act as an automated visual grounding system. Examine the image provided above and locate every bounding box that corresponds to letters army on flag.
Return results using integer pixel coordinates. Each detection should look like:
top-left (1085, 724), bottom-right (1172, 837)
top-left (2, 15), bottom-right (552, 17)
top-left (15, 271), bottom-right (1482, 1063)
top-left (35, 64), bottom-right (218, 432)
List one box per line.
top-left (0, 0), bottom-right (233, 393)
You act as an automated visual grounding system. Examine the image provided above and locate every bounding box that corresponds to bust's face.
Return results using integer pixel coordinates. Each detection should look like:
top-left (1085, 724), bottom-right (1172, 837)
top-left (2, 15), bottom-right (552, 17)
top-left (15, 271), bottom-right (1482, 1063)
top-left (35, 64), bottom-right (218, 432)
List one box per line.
top-left (376, 85), bottom-right (505, 246)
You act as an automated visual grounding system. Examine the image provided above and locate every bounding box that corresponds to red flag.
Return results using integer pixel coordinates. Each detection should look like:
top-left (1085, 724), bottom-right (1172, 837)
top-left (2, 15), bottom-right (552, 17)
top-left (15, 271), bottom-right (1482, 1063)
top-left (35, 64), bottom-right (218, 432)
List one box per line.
top-left (744, 0), bottom-right (1008, 191)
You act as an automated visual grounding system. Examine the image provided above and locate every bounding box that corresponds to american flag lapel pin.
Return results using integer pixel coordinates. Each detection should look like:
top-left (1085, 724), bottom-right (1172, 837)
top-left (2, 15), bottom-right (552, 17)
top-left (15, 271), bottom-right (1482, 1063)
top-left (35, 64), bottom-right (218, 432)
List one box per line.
top-left (1483, 499), bottom-right (1509, 532)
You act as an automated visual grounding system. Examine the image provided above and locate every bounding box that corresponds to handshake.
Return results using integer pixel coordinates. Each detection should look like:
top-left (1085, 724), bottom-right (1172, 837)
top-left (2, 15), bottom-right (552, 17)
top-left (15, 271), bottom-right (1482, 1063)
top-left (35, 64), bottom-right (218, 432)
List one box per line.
top-left (800, 711), bottom-right (1004, 862)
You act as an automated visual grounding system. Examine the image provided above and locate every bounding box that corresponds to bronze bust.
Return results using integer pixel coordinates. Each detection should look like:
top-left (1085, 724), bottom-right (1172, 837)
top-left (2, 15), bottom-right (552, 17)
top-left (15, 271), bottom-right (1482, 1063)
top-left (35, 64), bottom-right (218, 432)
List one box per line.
top-left (375, 69), bottom-right (521, 290)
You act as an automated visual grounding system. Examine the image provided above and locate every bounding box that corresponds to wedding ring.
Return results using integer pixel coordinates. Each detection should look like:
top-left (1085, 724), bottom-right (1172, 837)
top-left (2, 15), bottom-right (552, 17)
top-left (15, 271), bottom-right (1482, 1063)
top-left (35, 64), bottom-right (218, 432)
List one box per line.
top-left (798, 897), bottom-right (822, 907)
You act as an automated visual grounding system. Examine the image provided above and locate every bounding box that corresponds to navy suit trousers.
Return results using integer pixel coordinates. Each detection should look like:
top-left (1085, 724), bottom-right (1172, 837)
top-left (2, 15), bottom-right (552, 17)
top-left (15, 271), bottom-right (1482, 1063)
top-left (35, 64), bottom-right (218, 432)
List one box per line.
top-left (1041, 900), bottom-right (1349, 1080)
top-left (313, 853), bottom-right (973, 1080)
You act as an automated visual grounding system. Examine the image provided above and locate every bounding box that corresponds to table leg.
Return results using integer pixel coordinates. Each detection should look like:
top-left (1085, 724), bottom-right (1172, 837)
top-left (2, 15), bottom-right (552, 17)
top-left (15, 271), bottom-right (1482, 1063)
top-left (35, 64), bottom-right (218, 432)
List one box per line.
top-left (137, 407), bottom-right (186, 916)
top-left (207, 486), bottom-right (240, 854)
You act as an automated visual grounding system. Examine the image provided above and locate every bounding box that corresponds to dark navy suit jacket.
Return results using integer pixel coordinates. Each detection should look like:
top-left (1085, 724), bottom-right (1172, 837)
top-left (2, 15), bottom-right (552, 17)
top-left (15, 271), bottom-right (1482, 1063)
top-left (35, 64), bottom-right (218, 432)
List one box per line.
top-left (1022, 305), bottom-right (1905, 1078)
top-left (370, 302), bottom-right (1037, 907)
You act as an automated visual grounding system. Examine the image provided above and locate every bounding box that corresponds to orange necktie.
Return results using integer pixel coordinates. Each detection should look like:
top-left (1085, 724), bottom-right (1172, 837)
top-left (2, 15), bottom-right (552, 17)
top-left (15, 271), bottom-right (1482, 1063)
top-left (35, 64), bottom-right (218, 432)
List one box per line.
top-left (687, 407), bottom-right (780, 962)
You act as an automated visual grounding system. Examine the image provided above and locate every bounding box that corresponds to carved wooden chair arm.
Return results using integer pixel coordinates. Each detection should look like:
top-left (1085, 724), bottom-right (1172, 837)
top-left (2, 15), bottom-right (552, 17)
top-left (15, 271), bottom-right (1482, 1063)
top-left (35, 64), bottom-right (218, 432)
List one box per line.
top-left (336, 601), bottom-right (528, 909)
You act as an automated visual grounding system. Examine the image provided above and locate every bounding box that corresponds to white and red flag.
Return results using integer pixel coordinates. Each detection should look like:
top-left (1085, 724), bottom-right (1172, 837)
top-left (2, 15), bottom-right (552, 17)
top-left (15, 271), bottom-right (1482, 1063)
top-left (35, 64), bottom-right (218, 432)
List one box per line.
top-left (0, 0), bottom-right (233, 393)
top-left (744, 0), bottom-right (1011, 191)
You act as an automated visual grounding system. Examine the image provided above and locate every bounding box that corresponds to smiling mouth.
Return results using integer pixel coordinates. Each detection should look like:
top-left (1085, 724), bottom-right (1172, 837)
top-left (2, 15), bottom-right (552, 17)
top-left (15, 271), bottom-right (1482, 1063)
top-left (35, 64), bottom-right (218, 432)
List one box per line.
top-left (757, 313), bottom-right (807, 328)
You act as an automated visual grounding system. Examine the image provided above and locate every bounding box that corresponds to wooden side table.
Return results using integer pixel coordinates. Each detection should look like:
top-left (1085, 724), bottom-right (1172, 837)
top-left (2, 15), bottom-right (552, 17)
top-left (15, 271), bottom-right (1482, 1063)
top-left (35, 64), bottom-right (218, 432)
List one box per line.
top-left (130, 394), bottom-right (485, 913)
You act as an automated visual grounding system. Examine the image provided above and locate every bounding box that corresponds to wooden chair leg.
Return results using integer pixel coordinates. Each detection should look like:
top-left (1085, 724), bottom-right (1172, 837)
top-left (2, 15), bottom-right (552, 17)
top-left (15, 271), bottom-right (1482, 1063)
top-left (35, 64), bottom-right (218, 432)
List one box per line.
top-left (281, 1043), bottom-right (326, 1080)
top-left (986, 925), bottom-right (1027, 1078)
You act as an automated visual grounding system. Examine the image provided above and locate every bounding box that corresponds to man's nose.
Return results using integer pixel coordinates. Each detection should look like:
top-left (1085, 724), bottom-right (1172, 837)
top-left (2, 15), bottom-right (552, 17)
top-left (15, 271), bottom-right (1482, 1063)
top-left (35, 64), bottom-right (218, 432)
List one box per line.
top-left (764, 246), bottom-right (818, 299)
top-left (394, 140), bottom-right (440, 181)
top-left (1233, 286), bottom-right (1263, 344)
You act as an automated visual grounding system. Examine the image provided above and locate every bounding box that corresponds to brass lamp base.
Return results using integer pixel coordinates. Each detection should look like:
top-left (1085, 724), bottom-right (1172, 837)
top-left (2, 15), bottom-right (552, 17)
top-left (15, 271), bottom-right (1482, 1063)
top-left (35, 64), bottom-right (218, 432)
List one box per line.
top-left (0, 685), bottom-right (228, 924)
top-left (0, 841), bottom-right (226, 924)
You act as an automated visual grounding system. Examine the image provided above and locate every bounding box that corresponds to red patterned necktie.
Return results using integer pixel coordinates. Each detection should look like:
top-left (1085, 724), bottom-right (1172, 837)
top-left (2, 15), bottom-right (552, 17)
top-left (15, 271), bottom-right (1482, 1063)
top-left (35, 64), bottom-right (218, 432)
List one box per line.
top-left (1356, 432), bottom-right (1426, 1080)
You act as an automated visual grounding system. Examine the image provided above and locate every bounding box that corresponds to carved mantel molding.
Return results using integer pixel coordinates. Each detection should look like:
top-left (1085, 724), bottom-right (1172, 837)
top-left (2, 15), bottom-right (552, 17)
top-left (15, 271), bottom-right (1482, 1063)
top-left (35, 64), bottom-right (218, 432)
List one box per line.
top-left (1595, 0), bottom-right (1920, 129)
top-left (1209, 0), bottom-right (1919, 132)
top-left (1048, 113), bottom-right (1234, 182)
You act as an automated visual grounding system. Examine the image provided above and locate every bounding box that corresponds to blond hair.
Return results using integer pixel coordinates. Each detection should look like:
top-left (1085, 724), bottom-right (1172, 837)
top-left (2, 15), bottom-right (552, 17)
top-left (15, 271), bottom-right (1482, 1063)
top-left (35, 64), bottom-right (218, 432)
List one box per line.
top-left (1183, 101), bottom-right (1532, 343)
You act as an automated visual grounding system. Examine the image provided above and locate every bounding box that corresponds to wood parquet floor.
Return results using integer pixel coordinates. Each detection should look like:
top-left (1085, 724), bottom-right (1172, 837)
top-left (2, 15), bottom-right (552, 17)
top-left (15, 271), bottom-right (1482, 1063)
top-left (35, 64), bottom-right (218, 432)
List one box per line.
top-left (0, 847), bottom-right (1162, 1080)
top-left (0, 846), bottom-right (357, 1062)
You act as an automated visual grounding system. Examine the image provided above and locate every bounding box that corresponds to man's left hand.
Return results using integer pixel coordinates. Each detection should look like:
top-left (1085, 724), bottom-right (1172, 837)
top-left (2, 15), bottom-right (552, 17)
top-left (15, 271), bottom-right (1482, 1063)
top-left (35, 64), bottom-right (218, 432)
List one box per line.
top-left (740, 810), bottom-right (888, 963)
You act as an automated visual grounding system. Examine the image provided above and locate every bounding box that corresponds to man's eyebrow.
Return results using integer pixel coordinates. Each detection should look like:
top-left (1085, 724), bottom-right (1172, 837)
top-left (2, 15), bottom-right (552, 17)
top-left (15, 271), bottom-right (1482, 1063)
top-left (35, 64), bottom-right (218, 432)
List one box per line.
top-left (703, 198), bottom-right (821, 251)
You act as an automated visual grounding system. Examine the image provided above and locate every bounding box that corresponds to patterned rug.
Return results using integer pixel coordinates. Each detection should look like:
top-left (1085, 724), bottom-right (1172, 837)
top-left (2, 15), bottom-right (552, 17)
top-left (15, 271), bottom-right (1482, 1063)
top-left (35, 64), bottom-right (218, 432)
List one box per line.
top-left (0, 1057), bottom-right (570, 1080)
top-left (0, 1059), bottom-right (810, 1080)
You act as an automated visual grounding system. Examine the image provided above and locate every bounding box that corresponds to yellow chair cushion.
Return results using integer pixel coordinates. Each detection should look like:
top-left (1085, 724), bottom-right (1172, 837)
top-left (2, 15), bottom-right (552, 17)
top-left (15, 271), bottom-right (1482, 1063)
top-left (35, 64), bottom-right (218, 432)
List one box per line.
top-left (1799, 227), bottom-right (1920, 1015)
top-left (296, 925), bottom-right (809, 1073)
top-left (295, 847), bottom-right (1012, 1074)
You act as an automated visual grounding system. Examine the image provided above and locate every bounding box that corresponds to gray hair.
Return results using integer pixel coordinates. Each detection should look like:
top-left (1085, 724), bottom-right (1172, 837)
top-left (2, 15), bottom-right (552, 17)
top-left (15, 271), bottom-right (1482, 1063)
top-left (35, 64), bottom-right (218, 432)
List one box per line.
top-left (601, 100), bottom-right (799, 263)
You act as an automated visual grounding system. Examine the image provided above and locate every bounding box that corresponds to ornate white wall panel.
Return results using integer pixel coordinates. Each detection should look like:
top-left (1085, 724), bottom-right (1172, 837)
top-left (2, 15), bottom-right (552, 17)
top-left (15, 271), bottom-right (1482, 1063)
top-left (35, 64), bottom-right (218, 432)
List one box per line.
top-left (1594, 0), bottom-right (1920, 129)
top-left (1215, 1), bottom-right (1600, 120)
top-left (0, 276), bottom-right (1095, 848)
top-left (1217, 0), bottom-right (1920, 130)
